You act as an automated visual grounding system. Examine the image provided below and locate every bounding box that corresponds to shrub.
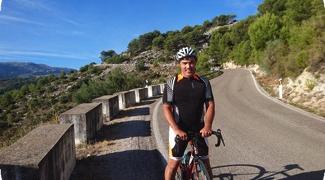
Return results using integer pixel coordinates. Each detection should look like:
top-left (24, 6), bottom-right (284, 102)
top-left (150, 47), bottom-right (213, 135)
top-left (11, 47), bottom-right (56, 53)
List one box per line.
top-left (135, 60), bottom-right (146, 71)
top-left (104, 55), bottom-right (127, 64)
top-left (79, 65), bottom-right (89, 72)
top-left (305, 79), bottom-right (316, 91)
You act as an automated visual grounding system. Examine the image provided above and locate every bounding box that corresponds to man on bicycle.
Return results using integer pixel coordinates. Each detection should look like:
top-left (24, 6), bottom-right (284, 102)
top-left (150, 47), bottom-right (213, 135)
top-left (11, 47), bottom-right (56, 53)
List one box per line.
top-left (163, 46), bottom-right (215, 179)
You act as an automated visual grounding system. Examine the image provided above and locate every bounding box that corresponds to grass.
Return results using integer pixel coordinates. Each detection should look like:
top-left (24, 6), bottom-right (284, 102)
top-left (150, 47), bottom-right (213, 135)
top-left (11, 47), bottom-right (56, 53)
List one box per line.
top-left (305, 79), bottom-right (316, 91)
top-left (76, 140), bottom-right (116, 160)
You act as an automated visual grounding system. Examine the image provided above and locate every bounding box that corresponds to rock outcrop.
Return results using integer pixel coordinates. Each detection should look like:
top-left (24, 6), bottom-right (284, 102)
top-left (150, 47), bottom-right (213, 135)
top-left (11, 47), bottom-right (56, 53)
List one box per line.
top-left (245, 63), bottom-right (325, 117)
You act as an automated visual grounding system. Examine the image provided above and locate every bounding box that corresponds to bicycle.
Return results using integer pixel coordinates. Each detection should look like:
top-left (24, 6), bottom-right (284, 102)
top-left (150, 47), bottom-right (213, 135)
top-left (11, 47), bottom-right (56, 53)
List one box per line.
top-left (175, 129), bottom-right (225, 180)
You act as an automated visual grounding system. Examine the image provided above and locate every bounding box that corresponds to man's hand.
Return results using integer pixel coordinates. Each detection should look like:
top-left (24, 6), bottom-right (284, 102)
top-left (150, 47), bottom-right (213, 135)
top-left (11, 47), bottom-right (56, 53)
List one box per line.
top-left (175, 129), bottom-right (187, 141)
top-left (200, 126), bottom-right (212, 137)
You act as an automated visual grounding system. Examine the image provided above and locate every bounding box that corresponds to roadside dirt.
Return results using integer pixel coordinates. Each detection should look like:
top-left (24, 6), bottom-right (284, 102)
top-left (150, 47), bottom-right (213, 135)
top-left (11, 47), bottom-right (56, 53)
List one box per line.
top-left (70, 98), bottom-right (164, 180)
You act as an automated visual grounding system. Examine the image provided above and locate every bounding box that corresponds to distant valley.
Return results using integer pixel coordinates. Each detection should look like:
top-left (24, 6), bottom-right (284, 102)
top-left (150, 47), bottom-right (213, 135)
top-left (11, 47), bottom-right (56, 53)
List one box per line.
top-left (0, 62), bottom-right (75, 93)
top-left (0, 62), bottom-right (75, 80)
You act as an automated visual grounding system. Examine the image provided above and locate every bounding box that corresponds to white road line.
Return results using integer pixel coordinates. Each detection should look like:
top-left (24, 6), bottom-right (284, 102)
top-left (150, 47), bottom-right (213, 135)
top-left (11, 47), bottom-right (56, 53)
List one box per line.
top-left (246, 68), bottom-right (325, 122)
top-left (152, 99), bottom-right (168, 165)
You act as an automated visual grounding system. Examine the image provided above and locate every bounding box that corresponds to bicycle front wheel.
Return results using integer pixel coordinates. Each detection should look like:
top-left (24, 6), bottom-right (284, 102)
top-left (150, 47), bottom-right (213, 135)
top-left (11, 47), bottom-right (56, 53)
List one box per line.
top-left (191, 159), bottom-right (211, 180)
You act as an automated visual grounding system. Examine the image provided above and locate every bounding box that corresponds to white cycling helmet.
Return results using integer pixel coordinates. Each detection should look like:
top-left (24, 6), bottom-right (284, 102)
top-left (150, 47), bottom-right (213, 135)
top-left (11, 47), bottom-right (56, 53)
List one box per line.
top-left (176, 47), bottom-right (196, 61)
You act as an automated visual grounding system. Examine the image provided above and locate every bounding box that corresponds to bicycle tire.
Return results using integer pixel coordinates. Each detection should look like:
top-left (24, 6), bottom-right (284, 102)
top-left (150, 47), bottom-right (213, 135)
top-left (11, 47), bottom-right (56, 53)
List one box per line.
top-left (191, 159), bottom-right (211, 180)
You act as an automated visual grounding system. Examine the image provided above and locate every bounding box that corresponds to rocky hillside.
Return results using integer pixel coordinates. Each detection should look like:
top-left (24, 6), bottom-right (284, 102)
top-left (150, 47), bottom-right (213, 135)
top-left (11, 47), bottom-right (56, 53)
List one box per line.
top-left (1, 0), bottom-right (324, 149)
top-left (279, 66), bottom-right (325, 116)
top-left (224, 61), bottom-right (325, 117)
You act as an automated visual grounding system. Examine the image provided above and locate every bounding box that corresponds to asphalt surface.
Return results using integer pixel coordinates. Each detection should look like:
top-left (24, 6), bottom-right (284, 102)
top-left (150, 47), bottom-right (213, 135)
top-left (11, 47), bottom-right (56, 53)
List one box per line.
top-left (71, 98), bottom-right (164, 180)
top-left (154, 69), bottom-right (325, 180)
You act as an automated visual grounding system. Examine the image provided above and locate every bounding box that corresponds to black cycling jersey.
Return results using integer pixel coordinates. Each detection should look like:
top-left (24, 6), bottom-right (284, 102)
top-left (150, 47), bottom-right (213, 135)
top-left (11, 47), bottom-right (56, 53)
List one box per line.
top-left (163, 74), bottom-right (214, 132)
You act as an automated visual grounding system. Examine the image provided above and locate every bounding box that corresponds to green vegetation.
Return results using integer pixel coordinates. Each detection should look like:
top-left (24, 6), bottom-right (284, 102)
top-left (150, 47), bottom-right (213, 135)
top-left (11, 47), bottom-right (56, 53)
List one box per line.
top-left (73, 68), bottom-right (144, 103)
top-left (98, 0), bottom-right (323, 78)
top-left (126, 25), bottom-right (209, 58)
top-left (0, 72), bottom-right (72, 147)
top-left (0, 78), bottom-right (37, 95)
top-left (104, 54), bottom-right (128, 64)
top-left (1, 0), bottom-right (324, 148)
top-left (99, 50), bottom-right (129, 64)
top-left (0, 64), bottom-right (145, 148)
top-left (135, 60), bottom-right (147, 71)
top-left (100, 50), bottom-right (117, 62)
top-left (305, 79), bottom-right (316, 91)
top-left (200, 0), bottom-right (325, 78)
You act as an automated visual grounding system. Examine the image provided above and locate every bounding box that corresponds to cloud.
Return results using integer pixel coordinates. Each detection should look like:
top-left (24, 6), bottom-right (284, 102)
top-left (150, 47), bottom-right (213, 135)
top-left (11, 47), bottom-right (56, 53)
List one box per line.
top-left (58, 17), bottom-right (80, 26)
top-left (0, 49), bottom-right (90, 60)
top-left (11, 0), bottom-right (80, 26)
top-left (0, 0), bottom-right (3, 12)
top-left (13, 0), bottom-right (50, 11)
top-left (0, 15), bottom-right (46, 26)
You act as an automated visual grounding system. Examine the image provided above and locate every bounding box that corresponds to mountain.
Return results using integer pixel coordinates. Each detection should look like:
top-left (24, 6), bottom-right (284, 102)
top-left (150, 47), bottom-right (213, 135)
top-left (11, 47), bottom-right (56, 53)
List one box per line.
top-left (0, 62), bottom-right (76, 80)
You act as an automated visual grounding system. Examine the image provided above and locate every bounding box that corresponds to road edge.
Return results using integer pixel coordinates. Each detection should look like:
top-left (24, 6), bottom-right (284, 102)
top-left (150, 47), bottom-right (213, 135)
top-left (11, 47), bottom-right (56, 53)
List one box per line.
top-left (245, 68), bottom-right (325, 122)
top-left (152, 98), bottom-right (168, 166)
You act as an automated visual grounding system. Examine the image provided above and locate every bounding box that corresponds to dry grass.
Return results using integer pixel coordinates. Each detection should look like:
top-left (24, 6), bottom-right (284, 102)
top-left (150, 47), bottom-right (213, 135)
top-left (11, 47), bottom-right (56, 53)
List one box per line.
top-left (255, 74), bottom-right (325, 118)
top-left (76, 140), bottom-right (115, 160)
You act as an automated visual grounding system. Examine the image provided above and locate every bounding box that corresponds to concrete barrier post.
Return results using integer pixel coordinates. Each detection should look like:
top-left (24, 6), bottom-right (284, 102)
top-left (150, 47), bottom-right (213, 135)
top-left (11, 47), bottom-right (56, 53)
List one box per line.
top-left (108, 96), bottom-right (119, 119)
top-left (0, 124), bottom-right (76, 180)
top-left (93, 95), bottom-right (119, 121)
top-left (118, 93), bottom-right (126, 110)
top-left (139, 88), bottom-right (148, 101)
top-left (134, 89), bottom-right (141, 103)
top-left (59, 103), bottom-right (102, 145)
top-left (160, 84), bottom-right (165, 94)
top-left (151, 85), bottom-right (161, 97)
top-left (124, 91), bottom-right (136, 108)
top-left (148, 86), bottom-right (153, 98)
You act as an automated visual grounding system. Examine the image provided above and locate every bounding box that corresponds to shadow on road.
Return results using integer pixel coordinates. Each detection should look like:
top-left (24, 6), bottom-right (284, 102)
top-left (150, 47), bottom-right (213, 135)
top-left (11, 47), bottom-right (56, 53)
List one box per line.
top-left (212, 163), bottom-right (324, 180)
top-left (70, 149), bottom-right (164, 180)
top-left (115, 107), bottom-right (150, 118)
top-left (284, 169), bottom-right (325, 180)
top-left (99, 120), bottom-right (151, 141)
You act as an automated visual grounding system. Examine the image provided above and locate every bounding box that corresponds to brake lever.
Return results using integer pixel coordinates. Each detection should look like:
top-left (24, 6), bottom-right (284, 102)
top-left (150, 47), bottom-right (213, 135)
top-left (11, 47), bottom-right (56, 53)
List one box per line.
top-left (213, 129), bottom-right (225, 147)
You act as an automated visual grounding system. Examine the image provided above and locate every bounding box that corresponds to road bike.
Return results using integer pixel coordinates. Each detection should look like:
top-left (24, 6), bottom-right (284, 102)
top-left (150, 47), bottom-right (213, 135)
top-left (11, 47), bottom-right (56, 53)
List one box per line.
top-left (175, 129), bottom-right (225, 180)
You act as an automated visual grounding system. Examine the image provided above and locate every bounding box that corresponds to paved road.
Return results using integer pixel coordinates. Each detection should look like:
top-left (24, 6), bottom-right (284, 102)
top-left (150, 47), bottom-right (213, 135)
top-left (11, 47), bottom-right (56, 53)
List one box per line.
top-left (71, 99), bottom-right (164, 180)
top-left (155, 69), bottom-right (325, 179)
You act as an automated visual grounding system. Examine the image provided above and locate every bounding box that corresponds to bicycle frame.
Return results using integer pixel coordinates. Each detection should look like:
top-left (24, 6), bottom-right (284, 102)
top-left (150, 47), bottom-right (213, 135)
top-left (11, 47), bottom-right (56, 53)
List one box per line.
top-left (177, 133), bottom-right (209, 180)
top-left (176, 129), bottom-right (225, 180)
top-left (179, 140), bottom-right (200, 179)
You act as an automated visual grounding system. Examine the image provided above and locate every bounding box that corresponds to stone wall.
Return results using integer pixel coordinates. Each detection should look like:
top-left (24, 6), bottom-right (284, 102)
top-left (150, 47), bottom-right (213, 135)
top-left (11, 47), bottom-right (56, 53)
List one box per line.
top-left (0, 83), bottom-right (166, 179)
top-left (0, 124), bottom-right (75, 180)
top-left (59, 103), bottom-right (102, 145)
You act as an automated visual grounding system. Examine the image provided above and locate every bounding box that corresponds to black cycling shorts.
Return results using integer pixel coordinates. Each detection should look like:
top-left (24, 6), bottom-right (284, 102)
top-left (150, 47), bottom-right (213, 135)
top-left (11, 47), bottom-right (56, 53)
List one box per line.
top-left (168, 127), bottom-right (209, 160)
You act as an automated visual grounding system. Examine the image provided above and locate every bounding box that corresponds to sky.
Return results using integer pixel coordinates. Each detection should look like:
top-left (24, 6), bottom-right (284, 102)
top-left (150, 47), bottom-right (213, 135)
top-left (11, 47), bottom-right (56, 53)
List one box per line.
top-left (0, 0), bottom-right (263, 69)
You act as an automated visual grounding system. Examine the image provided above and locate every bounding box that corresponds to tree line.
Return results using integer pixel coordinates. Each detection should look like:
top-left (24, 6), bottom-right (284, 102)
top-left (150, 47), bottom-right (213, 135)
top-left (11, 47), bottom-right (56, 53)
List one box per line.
top-left (101, 0), bottom-right (324, 78)
top-left (100, 15), bottom-right (237, 64)
top-left (202, 0), bottom-right (324, 78)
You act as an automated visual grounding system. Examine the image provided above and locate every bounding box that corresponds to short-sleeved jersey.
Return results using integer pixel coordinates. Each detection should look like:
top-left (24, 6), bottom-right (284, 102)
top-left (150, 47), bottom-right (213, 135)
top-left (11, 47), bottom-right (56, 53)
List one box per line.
top-left (163, 74), bottom-right (214, 132)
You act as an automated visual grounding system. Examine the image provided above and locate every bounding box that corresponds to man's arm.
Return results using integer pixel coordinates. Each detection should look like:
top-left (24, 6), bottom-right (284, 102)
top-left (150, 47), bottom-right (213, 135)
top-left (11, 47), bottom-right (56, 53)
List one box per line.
top-left (200, 100), bottom-right (215, 137)
top-left (162, 103), bottom-right (187, 140)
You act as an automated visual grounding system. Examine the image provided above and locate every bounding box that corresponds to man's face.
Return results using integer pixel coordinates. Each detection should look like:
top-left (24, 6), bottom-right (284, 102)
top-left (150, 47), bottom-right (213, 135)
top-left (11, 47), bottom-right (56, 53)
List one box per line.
top-left (179, 56), bottom-right (197, 78)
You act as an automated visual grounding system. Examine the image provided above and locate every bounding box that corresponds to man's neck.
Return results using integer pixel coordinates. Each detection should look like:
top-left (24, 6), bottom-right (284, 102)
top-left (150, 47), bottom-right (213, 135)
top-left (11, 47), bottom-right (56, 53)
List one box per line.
top-left (178, 73), bottom-right (199, 81)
